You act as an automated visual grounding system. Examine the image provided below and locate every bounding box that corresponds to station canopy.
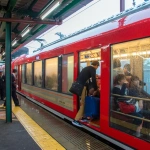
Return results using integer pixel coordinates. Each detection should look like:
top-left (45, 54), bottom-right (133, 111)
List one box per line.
top-left (0, 0), bottom-right (93, 56)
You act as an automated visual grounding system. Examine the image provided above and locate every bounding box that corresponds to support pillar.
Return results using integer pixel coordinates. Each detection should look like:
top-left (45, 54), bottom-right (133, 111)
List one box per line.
top-left (5, 11), bottom-right (12, 122)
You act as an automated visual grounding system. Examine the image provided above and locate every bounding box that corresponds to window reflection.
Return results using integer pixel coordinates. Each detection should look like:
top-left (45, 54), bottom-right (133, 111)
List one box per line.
top-left (62, 54), bottom-right (74, 94)
top-left (45, 58), bottom-right (58, 91)
top-left (111, 38), bottom-right (150, 141)
top-left (21, 64), bottom-right (25, 83)
top-left (34, 61), bottom-right (42, 87)
top-left (26, 63), bottom-right (32, 85)
top-left (80, 49), bottom-right (101, 75)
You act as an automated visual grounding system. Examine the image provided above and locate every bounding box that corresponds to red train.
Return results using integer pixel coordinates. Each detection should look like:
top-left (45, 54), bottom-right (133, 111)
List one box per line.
top-left (12, 7), bottom-right (150, 150)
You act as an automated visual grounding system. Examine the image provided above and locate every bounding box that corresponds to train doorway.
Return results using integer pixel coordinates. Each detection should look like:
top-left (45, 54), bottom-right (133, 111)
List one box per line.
top-left (79, 48), bottom-right (101, 128)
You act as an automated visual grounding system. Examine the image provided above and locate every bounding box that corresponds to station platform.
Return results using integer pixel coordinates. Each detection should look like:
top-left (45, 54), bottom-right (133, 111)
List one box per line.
top-left (0, 95), bottom-right (119, 150)
top-left (0, 103), bottom-right (41, 150)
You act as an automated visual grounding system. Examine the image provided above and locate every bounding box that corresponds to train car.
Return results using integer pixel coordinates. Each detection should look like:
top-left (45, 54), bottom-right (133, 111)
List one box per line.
top-left (13, 6), bottom-right (150, 150)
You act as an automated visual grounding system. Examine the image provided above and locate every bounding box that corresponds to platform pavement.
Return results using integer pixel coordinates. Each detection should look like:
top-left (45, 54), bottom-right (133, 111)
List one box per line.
top-left (0, 101), bottom-right (41, 150)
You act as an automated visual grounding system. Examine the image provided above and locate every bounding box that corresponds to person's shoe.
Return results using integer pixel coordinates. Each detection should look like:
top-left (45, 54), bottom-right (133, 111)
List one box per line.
top-left (72, 120), bottom-right (82, 127)
top-left (80, 117), bottom-right (90, 122)
top-left (15, 104), bottom-right (20, 107)
top-left (133, 131), bottom-right (141, 138)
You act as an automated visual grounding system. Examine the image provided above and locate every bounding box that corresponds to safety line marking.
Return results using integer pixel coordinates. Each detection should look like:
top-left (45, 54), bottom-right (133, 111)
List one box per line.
top-left (12, 106), bottom-right (66, 150)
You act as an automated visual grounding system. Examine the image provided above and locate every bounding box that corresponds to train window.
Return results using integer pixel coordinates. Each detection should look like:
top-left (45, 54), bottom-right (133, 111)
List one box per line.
top-left (34, 61), bottom-right (42, 87)
top-left (80, 49), bottom-right (101, 75)
top-left (26, 63), bottom-right (32, 85)
top-left (45, 57), bottom-right (58, 91)
top-left (62, 54), bottom-right (74, 94)
top-left (21, 64), bottom-right (26, 83)
top-left (111, 37), bottom-right (150, 141)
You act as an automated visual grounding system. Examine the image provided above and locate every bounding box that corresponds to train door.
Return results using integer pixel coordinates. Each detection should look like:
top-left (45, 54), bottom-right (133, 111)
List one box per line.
top-left (79, 48), bottom-right (101, 128)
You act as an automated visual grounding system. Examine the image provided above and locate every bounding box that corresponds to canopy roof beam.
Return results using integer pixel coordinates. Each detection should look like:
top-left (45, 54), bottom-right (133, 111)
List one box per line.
top-left (0, 18), bottom-right (62, 25)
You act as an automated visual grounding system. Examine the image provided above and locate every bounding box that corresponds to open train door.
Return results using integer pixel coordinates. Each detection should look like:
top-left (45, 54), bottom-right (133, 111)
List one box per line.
top-left (79, 48), bottom-right (101, 128)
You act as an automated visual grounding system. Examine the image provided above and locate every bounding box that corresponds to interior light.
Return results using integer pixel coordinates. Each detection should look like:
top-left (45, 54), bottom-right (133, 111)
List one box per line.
top-left (121, 54), bottom-right (128, 57)
top-left (132, 52), bottom-right (136, 56)
top-left (147, 51), bottom-right (150, 54)
top-left (142, 52), bottom-right (146, 55)
top-left (41, 1), bottom-right (60, 20)
top-left (113, 55), bottom-right (119, 58)
top-left (113, 51), bottom-right (150, 58)
top-left (21, 28), bottom-right (30, 37)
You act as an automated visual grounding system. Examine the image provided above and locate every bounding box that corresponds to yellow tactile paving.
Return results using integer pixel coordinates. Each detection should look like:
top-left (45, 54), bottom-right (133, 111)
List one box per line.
top-left (12, 106), bottom-right (66, 150)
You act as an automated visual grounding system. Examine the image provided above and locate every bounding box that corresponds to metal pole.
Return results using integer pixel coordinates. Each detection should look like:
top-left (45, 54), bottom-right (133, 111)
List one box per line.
top-left (0, 18), bottom-right (62, 25)
top-left (120, 0), bottom-right (125, 12)
top-left (5, 11), bottom-right (12, 122)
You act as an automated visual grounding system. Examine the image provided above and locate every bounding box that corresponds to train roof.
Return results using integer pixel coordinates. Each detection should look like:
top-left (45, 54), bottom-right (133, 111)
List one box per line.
top-left (27, 2), bottom-right (150, 57)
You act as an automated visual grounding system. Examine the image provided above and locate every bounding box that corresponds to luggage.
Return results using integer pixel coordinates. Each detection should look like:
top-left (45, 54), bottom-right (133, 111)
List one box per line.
top-left (84, 96), bottom-right (100, 119)
top-left (69, 81), bottom-right (84, 96)
top-left (118, 101), bottom-right (135, 114)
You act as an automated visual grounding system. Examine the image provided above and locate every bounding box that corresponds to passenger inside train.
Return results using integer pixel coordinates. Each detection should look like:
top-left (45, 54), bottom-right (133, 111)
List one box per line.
top-left (113, 74), bottom-right (143, 137)
top-left (111, 38), bottom-right (150, 140)
top-left (123, 63), bottom-right (132, 76)
top-left (113, 58), bottom-right (124, 78)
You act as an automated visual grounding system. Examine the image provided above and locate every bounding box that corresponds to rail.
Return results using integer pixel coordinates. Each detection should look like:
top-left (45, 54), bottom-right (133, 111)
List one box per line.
top-left (112, 94), bottom-right (150, 102)
top-left (111, 110), bottom-right (150, 123)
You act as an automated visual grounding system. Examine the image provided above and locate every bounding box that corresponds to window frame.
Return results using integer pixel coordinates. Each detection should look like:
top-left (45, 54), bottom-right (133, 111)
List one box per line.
top-left (61, 53), bottom-right (74, 95)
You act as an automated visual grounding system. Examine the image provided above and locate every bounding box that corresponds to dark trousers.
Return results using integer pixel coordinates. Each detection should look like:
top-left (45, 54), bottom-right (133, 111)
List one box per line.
top-left (0, 88), bottom-right (5, 100)
top-left (131, 112), bottom-right (143, 125)
top-left (4, 89), bottom-right (19, 106)
top-left (12, 89), bottom-right (19, 106)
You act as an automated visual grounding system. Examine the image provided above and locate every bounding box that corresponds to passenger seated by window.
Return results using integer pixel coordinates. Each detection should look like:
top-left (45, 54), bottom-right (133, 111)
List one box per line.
top-left (129, 76), bottom-right (150, 120)
top-left (113, 74), bottom-right (128, 96)
top-left (113, 58), bottom-right (124, 78)
top-left (113, 74), bottom-right (143, 111)
top-left (113, 74), bottom-right (143, 137)
top-left (128, 76), bottom-right (143, 112)
top-left (113, 74), bottom-right (129, 109)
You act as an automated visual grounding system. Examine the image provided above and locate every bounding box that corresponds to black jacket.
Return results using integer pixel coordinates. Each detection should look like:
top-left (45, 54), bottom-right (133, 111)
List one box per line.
top-left (12, 74), bottom-right (17, 90)
top-left (77, 66), bottom-right (97, 90)
top-left (0, 75), bottom-right (5, 89)
top-left (113, 83), bottom-right (127, 96)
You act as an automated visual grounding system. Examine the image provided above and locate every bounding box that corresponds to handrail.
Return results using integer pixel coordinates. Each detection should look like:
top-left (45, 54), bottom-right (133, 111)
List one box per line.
top-left (111, 94), bottom-right (150, 102)
top-left (111, 110), bottom-right (150, 123)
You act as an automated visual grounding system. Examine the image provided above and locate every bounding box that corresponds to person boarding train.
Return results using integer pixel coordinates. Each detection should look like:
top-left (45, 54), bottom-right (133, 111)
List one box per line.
top-left (72, 61), bottom-right (99, 127)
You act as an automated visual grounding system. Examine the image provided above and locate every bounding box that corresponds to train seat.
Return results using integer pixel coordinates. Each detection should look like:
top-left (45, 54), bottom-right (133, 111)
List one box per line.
top-left (111, 97), bottom-right (134, 123)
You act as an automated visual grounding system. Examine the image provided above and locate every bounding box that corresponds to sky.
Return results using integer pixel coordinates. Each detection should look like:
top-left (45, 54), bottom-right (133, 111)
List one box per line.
top-left (25, 0), bottom-right (146, 54)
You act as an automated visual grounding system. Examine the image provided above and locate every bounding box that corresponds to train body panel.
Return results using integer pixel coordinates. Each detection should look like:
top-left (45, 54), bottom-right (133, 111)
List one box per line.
top-left (13, 8), bottom-right (150, 149)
